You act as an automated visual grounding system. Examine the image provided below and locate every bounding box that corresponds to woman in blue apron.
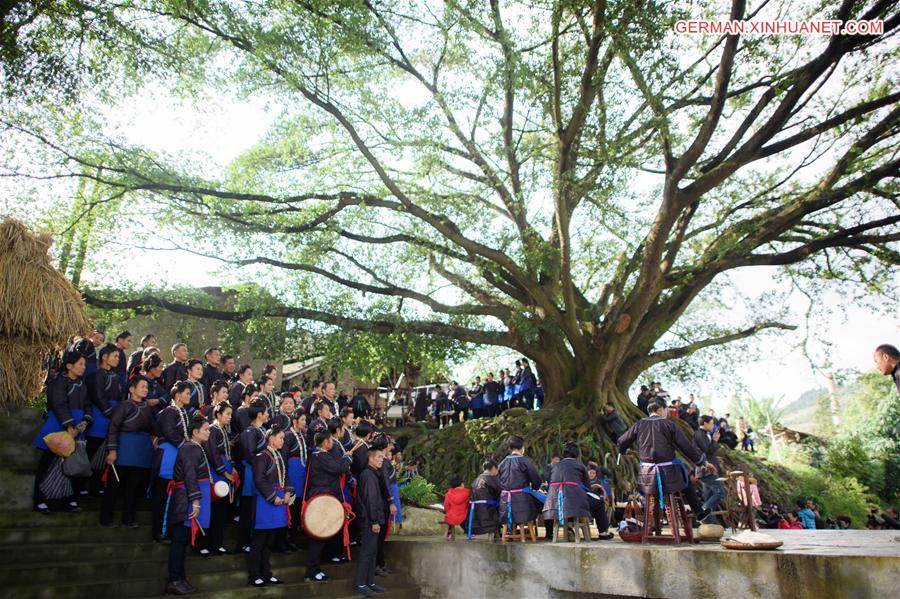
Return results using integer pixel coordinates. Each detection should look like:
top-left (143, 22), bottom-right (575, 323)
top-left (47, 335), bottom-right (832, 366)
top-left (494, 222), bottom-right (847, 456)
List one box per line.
top-left (165, 414), bottom-right (212, 596)
top-left (100, 375), bottom-right (154, 527)
top-left (202, 402), bottom-right (235, 556)
top-left (151, 381), bottom-right (191, 543)
top-left (236, 398), bottom-right (267, 553)
top-left (87, 345), bottom-right (122, 495)
top-left (284, 410), bottom-right (308, 550)
top-left (33, 350), bottom-right (91, 513)
top-left (249, 425), bottom-right (293, 587)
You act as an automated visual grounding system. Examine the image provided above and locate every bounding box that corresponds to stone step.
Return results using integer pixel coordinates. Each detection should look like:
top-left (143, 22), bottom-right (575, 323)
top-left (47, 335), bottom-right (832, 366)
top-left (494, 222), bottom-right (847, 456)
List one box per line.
top-left (0, 524), bottom-right (150, 545)
top-left (0, 552), bottom-right (359, 586)
top-left (0, 562), bottom-right (415, 599)
top-left (0, 413), bottom-right (45, 445)
top-left (0, 541), bottom-right (168, 564)
top-left (0, 509), bottom-right (152, 528)
top-left (176, 583), bottom-right (421, 599)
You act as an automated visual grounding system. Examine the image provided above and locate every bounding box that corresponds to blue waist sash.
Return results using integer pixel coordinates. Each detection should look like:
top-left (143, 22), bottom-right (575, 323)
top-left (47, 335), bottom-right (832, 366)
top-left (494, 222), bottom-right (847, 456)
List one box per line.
top-left (158, 441), bottom-right (179, 480)
top-left (34, 408), bottom-right (85, 450)
top-left (501, 487), bottom-right (545, 530)
top-left (287, 457), bottom-right (306, 497)
top-left (641, 457), bottom-right (688, 511)
top-left (255, 487), bottom-right (288, 530)
top-left (466, 498), bottom-right (499, 539)
top-left (390, 482), bottom-right (402, 524)
top-left (116, 431), bottom-right (152, 468)
top-left (87, 400), bottom-right (118, 438)
top-left (242, 462), bottom-right (255, 497)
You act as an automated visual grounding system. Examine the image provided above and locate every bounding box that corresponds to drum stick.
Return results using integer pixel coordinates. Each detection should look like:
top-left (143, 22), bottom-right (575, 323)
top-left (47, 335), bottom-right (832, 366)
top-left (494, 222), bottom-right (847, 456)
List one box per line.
top-left (111, 463), bottom-right (120, 483)
top-left (616, 452), bottom-right (622, 466)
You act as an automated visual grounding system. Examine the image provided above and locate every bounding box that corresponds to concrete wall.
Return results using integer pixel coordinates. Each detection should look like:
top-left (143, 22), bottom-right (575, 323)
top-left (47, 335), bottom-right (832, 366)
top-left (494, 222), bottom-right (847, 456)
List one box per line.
top-left (389, 532), bottom-right (900, 599)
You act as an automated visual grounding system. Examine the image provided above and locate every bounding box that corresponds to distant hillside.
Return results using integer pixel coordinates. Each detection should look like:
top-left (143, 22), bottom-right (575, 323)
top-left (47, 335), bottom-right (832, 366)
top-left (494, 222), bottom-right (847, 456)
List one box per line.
top-left (779, 387), bottom-right (826, 433)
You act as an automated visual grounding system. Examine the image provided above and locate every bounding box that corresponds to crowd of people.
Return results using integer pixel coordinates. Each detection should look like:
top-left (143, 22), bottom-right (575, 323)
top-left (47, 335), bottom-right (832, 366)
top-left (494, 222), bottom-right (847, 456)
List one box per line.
top-left (411, 358), bottom-right (543, 426)
top-left (33, 330), bottom-right (402, 597)
top-left (28, 331), bottom-right (900, 596)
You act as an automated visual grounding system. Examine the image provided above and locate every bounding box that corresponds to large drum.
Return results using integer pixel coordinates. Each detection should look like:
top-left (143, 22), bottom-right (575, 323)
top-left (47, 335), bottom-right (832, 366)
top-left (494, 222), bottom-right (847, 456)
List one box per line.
top-left (302, 494), bottom-right (345, 540)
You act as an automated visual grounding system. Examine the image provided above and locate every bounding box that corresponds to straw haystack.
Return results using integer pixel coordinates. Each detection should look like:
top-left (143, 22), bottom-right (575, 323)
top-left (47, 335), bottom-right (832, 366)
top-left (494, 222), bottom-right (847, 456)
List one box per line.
top-left (0, 217), bottom-right (93, 406)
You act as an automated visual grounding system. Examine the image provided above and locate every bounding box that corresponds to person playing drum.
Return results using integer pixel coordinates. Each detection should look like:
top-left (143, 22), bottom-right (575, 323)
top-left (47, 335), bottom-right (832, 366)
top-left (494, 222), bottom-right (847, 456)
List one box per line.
top-left (303, 429), bottom-right (351, 582)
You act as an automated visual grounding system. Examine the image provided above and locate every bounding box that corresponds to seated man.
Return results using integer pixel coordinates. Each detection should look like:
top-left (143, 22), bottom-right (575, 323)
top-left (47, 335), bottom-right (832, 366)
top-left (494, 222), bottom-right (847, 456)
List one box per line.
top-left (467, 459), bottom-right (501, 538)
top-left (542, 443), bottom-right (613, 540)
top-left (617, 398), bottom-right (709, 522)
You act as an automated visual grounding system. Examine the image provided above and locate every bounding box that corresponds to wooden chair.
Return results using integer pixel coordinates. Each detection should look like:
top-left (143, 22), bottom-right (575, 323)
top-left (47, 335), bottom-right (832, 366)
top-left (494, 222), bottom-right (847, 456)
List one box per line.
top-left (502, 520), bottom-right (537, 542)
top-left (640, 491), bottom-right (694, 545)
top-left (550, 516), bottom-right (592, 543)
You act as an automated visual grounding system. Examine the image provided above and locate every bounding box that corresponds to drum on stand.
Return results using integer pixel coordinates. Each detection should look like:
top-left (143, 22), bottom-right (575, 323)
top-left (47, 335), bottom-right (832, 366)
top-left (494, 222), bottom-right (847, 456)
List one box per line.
top-left (302, 494), bottom-right (345, 540)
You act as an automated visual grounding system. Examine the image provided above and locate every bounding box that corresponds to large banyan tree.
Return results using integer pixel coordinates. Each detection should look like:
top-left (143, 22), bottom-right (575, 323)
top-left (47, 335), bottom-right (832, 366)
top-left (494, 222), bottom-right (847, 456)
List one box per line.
top-left (3, 0), bottom-right (899, 418)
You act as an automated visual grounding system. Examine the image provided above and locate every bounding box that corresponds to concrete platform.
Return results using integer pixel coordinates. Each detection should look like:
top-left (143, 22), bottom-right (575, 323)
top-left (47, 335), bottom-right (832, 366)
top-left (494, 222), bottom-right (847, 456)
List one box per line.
top-left (389, 530), bottom-right (900, 599)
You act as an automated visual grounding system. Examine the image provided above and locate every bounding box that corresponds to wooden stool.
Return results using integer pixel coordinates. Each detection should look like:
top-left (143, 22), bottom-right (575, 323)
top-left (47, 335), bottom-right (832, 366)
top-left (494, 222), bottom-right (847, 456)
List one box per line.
top-left (640, 492), bottom-right (694, 544)
top-left (502, 520), bottom-right (537, 542)
top-left (551, 516), bottom-right (592, 543)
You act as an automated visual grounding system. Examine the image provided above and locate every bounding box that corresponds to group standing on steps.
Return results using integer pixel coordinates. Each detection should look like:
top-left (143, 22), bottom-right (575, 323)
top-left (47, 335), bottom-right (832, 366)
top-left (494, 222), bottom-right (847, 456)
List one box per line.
top-left (31, 336), bottom-right (402, 597)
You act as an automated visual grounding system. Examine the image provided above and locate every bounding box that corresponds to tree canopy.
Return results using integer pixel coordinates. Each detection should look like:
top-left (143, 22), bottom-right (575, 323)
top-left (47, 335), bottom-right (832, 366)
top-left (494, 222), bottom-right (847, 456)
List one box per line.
top-left (2, 0), bottom-right (898, 412)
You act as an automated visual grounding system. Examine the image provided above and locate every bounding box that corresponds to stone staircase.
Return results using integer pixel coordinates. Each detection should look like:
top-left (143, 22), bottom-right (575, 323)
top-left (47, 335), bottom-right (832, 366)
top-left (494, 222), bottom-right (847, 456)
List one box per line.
top-left (0, 408), bottom-right (420, 599)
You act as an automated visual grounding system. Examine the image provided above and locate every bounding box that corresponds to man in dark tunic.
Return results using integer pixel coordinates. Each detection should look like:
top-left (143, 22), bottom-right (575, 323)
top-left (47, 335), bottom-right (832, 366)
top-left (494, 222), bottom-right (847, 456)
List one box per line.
top-left (617, 399), bottom-right (709, 520)
top-left (162, 343), bottom-right (189, 392)
top-left (497, 435), bottom-right (542, 530)
top-left (304, 430), bottom-right (352, 582)
top-left (201, 347), bottom-right (225, 393)
top-left (874, 344), bottom-right (900, 393)
top-left (601, 402), bottom-right (628, 442)
top-left (468, 460), bottom-right (501, 537)
top-left (354, 447), bottom-right (387, 597)
top-left (542, 443), bottom-right (614, 540)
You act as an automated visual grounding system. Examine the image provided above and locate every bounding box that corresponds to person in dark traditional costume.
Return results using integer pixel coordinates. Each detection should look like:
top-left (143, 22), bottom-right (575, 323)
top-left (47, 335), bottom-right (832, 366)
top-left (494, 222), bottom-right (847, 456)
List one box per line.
top-left (283, 409), bottom-right (308, 551)
top-left (466, 459), bottom-right (501, 538)
top-left (33, 351), bottom-right (91, 513)
top-left (201, 347), bottom-right (225, 393)
top-left (231, 384), bottom-right (259, 444)
top-left (303, 430), bottom-right (352, 582)
top-left (183, 360), bottom-right (206, 413)
top-left (112, 331), bottom-right (132, 389)
top-left (270, 393), bottom-right (295, 433)
top-left (542, 443), bottom-right (613, 540)
top-left (200, 402), bottom-right (235, 556)
top-left (247, 424), bottom-right (293, 587)
top-left (86, 344), bottom-right (122, 495)
top-left (497, 434), bottom-right (543, 532)
top-left (375, 435), bottom-right (398, 575)
top-left (200, 380), bottom-right (229, 423)
top-left (161, 343), bottom-right (189, 392)
top-left (127, 334), bottom-right (156, 376)
top-left (100, 375), bottom-right (154, 528)
top-left (151, 382), bottom-right (191, 543)
top-left (353, 447), bottom-right (387, 597)
top-left (256, 376), bottom-right (278, 427)
top-left (141, 354), bottom-right (168, 413)
top-left (228, 364), bottom-right (254, 410)
top-left (236, 400), bottom-right (268, 554)
top-left (164, 414), bottom-right (212, 595)
top-left (617, 398), bottom-right (710, 521)
top-left (307, 401), bottom-right (333, 447)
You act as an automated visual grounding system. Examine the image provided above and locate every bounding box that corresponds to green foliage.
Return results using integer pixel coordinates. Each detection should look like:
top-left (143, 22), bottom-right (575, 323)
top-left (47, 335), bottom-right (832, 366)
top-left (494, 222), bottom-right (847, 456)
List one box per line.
top-left (319, 330), bottom-right (466, 386)
top-left (86, 284), bottom-right (287, 359)
top-left (784, 464), bottom-right (877, 529)
top-left (824, 435), bottom-right (885, 498)
top-left (728, 394), bottom-right (786, 433)
top-left (398, 475), bottom-right (438, 505)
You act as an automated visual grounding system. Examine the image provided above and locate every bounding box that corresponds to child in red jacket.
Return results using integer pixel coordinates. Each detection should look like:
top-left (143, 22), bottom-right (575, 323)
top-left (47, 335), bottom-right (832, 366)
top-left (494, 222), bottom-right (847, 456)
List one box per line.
top-left (442, 474), bottom-right (471, 541)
